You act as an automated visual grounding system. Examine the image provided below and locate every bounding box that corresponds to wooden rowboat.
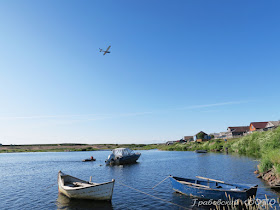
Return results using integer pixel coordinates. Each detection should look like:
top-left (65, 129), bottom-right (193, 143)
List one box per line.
top-left (82, 158), bottom-right (96, 162)
top-left (169, 175), bottom-right (258, 201)
top-left (58, 171), bottom-right (115, 200)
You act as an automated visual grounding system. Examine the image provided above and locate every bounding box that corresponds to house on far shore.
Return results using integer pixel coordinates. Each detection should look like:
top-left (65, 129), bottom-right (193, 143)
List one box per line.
top-left (219, 132), bottom-right (228, 139)
top-left (209, 133), bottom-right (220, 139)
top-left (193, 131), bottom-right (211, 142)
top-left (166, 141), bottom-right (176, 145)
top-left (184, 136), bottom-right (193, 142)
top-left (265, 121), bottom-right (280, 130)
top-left (227, 126), bottom-right (250, 138)
top-left (166, 138), bottom-right (187, 145)
top-left (176, 139), bottom-right (186, 143)
top-left (249, 122), bottom-right (268, 132)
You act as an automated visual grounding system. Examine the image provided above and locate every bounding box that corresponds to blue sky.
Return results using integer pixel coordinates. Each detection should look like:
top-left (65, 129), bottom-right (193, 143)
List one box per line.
top-left (0, 0), bottom-right (279, 144)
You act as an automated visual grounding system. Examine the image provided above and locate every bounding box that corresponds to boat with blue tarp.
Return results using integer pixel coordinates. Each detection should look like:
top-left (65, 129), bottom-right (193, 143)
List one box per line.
top-left (105, 148), bottom-right (141, 165)
top-left (169, 175), bottom-right (258, 201)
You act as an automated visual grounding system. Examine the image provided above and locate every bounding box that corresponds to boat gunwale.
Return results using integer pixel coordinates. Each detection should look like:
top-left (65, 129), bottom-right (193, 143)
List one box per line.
top-left (58, 173), bottom-right (115, 191)
top-left (113, 153), bottom-right (141, 158)
top-left (170, 176), bottom-right (258, 193)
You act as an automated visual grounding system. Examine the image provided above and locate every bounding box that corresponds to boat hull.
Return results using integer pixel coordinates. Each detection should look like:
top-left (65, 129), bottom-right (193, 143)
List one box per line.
top-left (58, 172), bottom-right (114, 200)
top-left (170, 176), bottom-right (257, 201)
top-left (82, 159), bottom-right (96, 162)
top-left (106, 153), bottom-right (141, 165)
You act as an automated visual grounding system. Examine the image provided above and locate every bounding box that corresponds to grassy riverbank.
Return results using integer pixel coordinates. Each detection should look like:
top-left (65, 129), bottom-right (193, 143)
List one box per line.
top-left (231, 127), bottom-right (280, 174)
top-left (159, 127), bottom-right (280, 175)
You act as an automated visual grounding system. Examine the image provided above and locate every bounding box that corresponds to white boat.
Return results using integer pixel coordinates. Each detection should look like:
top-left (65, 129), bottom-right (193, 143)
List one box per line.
top-left (58, 171), bottom-right (115, 200)
top-left (105, 148), bottom-right (141, 165)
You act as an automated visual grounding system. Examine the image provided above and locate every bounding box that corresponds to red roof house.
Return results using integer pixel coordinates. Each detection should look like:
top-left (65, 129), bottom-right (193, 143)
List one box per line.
top-left (249, 122), bottom-right (268, 131)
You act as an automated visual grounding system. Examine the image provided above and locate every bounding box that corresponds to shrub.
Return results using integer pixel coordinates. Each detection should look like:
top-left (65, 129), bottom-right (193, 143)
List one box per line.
top-left (259, 158), bottom-right (273, 173)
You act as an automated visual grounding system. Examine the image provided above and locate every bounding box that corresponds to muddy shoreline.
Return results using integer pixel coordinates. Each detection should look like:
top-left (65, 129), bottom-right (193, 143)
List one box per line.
top-left (256, 167), bottom-right (280, 190)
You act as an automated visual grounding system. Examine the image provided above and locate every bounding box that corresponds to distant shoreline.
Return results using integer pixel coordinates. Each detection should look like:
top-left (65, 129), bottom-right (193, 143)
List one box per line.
top-left (0, 143), bottom-right (159, 153)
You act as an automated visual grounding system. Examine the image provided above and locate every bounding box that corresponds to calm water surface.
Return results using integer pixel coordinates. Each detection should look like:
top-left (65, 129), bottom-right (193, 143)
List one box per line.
top-left (0, 150), bottom-right (279, 209)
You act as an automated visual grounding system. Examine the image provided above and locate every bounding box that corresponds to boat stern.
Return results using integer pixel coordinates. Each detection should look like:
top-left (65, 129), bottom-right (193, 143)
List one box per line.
top-left (246, 185), bottom-right (258, 199)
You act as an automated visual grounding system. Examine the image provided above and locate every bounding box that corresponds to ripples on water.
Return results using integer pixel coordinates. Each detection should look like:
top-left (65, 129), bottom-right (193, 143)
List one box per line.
top-left (0, 150), bottom-right (279, 209)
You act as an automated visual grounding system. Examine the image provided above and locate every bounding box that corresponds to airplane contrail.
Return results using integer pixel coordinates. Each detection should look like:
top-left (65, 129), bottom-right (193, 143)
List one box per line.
top-left (0, 100), bottom-right (249, 121)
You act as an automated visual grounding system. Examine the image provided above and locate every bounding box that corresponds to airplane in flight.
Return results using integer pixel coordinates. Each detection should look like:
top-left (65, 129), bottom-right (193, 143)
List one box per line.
top-left (99, 45), bottom-right (111, 55)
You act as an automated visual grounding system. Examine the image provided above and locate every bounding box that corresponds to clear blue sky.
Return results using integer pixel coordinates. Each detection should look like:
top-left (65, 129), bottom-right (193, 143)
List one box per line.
top-left (0, 0), bottom-right (279, 144)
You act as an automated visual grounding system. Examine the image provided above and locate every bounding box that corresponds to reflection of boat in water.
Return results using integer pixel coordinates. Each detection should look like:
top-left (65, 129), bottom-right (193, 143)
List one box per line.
top-left (105, 148), bottom-right (141, 165)
top-left (58, 171), bottom-right (115, 200)
top-left (169, 175), bottom-right (258, 201)
top-left (56, 193), bottom-right (113, 210)
top-left (195, 150), bottom-right (207, 153)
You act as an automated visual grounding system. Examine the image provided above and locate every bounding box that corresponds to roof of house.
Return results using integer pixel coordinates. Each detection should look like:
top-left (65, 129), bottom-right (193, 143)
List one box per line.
top-left (228, 126), bottom-right (250, 132)
top-left (195, 131), bottom-right (208, 136)
top-left (250, 122), bottom-right (268, 129)
top-left (266, 121), bottom-right (280, 127)
top-left (184, 136), bottom-right (193, 139)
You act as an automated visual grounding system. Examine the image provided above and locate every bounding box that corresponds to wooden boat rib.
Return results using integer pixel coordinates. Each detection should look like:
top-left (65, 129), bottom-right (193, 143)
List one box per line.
top-left (58, 171), bottom-right (115, 200)
top-left (196, 176), bottom-right (225, 183)
top-left (169, 176), bottom-right (258, 201)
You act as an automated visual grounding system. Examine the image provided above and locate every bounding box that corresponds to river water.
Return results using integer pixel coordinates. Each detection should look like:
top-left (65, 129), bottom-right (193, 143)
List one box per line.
top-left (0, 150), bottom-right (279, 209)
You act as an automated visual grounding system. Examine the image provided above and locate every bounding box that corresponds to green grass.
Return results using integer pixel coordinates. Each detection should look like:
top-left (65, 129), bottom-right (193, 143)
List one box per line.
top-left (159, 139), bottom-right (229, 152)
top-left (259, 149), bottom-right (280, 173)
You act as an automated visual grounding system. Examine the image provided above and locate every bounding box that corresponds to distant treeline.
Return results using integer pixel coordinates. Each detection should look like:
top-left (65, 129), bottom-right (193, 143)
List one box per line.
top-left (0, 143), bottom-right (159, 153)
top-left (3, 143), bottom-right (88, 146)
top-left (3, 143), bottom-right (151, 147)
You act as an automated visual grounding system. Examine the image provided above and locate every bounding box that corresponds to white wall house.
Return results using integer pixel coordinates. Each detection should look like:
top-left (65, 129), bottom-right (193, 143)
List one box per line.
top-left (266, 121), bottom-right (280, 129)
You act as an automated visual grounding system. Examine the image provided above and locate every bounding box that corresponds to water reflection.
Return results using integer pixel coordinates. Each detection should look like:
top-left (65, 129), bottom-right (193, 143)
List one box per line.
top-left (56, 193), bottom-right (113, 210)
top-left (1, 150), bottom-right (280, 209)
top-left (171, 192), bottom-right (216, 210)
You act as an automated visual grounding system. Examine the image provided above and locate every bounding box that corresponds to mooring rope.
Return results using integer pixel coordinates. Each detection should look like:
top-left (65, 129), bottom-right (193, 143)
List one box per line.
top-left (240, 185), bottom-right (280, 189)
top-left (42, 182), bottom-right (57, 191)
top-left (152, 176), bottom-right (170, 189)
top-left (118, 181), bottom-right (188, 209)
